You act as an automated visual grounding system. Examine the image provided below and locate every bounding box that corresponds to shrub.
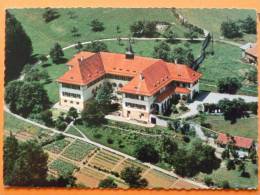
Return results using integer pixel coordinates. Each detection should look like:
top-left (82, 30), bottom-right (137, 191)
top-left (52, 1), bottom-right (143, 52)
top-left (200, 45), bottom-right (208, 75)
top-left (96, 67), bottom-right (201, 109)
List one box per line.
top-left (94, 133), bottom-right (102, 139)
top-left (204, 176), bottom-right (214, 186)
top-left (107, 138), bottom-right (114, 144)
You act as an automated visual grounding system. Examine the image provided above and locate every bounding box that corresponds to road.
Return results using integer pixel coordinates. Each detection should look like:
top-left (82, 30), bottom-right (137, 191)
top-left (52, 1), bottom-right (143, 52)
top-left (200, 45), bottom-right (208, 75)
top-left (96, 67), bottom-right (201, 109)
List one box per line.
top-left (4, 105), bottom-right (208, 189)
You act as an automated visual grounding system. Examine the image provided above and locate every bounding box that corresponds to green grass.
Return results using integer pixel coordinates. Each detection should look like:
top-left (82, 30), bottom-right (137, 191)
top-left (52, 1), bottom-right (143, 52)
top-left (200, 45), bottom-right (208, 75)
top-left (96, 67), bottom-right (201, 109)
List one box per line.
top-left (65, 126), bottom-right (84, 138)
top-left (9, 8), bottom-right (188, 55)
top-left (199, 42), bottom-right (257, 96)
top-left (196, 161), bottom-right (258, 189)
top-left (192, 115), bottom-right (257, 139)
top-left (178, 8), bottom-right (257, 43)
top-left (49, 159), bottom-right (77, 176)
top-left (4, 111), bottom-right (49, 135)
top-left (62, 140), bottom-right (96, 161)
top-left (43, 138), bottom-right (71, 154)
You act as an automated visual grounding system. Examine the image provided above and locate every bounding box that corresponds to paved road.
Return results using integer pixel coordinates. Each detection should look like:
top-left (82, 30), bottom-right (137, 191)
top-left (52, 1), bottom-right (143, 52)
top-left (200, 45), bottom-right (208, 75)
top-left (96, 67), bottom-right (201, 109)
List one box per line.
top-left (179, 91), bottom-right (258, 119)
top-left (4, 105), bottom-right (207, 189)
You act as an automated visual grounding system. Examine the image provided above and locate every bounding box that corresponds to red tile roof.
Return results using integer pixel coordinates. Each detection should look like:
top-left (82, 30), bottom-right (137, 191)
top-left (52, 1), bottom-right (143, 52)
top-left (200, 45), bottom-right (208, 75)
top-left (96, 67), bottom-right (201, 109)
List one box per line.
top-left (216, 133), bottom-right (254, 149)
top-left (57, 52), bottom-right (202, 96)
top-left (245, 44), bottom-right (258, 58)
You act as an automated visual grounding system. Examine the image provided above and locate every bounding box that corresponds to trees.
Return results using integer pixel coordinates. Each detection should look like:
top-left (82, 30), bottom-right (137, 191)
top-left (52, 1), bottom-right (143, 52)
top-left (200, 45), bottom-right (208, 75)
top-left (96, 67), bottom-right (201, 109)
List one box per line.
top-left (240, 15), bottom-right (256, 34)
top-left (67, 107), bottom-right (78, 120)
top-left (153, 41), bottom-right (171, 61)
top-left (184, 28), bottom-right (199, 40)
top-left (40, 109), bottom-right (54, 127)
top-left (99, 178), bottom-right (118, 188)
top-left (42, 7), bottom-right (60, 23)
top-left (218, 98), bottom-right (248, 123)
top-left (220, 20), bottom-right (242, 38)
top-left (4, 133), bottom-right (19, 185)
top-left (130, 21), bottom-right (157, 37)
top-left (245, 68), bottom-right (257, 84)
top-left (164, 30), bottom-right (177, 43)
top-left (5, 81), bottom-right (50, 117)
top-left (50, 43), bottom-right (64, 64)
top-left (95, 82), bottom-right (114, 113)
top-left (84, 41), bottom-right (108, 52)
top-left (81, 100), bottom-right (105, 126)
top-left (5, 11), bottom-right (32, 83)
top-left (172, 47), bottom-right (194, 66)
top-left (75, 42), bottom-right (83, 52)
top-left (4, 137), bottom-right (48, 186)
top-left (90, 19), bottom-right (105, 32)
top-left (217, 77), bottom-right (242, 94)
top-left (134, 143), bottom-right (160, 164)
top-left (120, 166), bottom-right (148, 188)
top-left (24, 68), bottom-right (50, 83)
top-left (71, 26), bottom-right (80, 37)
top-left (161, 136), bottom-right (178, 162)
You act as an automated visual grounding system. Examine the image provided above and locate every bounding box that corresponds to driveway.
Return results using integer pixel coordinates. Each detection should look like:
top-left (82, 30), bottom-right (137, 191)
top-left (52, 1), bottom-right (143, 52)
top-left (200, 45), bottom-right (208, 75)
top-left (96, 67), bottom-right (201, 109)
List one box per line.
top-left (179, 91), bottom-right (258, 118)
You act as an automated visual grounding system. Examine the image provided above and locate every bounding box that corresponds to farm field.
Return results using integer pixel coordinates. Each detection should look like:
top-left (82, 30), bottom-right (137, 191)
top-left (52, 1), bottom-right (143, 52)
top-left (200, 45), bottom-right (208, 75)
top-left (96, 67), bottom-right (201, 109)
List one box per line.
top-left (43, 138), bottom-right (72, 154)
top-left (9, 8), bottom-right (188, 55)
top-left (62, 140), bottom-right (96, 161)
top-left (191, 115), bottom-right (258, 139)
top-left (88, 149), bottom-right (125, 171)
top-left (49, 159), bottom-right (78, 176)
top-left (144, 169), bottom-right (178, 189)
top-left (178, 8), bottom-right (256, 43)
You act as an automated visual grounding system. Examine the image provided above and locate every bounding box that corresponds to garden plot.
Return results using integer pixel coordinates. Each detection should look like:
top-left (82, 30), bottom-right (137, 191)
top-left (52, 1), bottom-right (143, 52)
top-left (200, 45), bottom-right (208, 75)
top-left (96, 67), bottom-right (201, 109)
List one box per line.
top-left (49, 159), bottom-right (78, 176)
top-left (171, 179), bottom-right (201, 189)
top-left (43, 138), bottom-right (71, 154)
top-left (113, 159), bottom-right (149, 174)
top-left (61, 140), bottom-right (96, 161)
top-left (144, 169), bottom-right (178, 189)
top-left (88, 149), bottom-right (125, 171)
top-left (74, 166), bottom-right (107, 188)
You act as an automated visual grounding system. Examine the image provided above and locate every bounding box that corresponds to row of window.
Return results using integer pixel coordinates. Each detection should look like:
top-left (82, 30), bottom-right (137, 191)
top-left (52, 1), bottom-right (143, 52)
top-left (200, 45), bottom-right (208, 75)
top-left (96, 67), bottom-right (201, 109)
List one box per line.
top-left (64, 100), bottom-right (80, 105)
top-left (62, 83), bottom-right (80, 90)
top-left (125, 93), bottom-right (145, 100)
top-left (106, 74), bottom-right (132, 81)
top-left (125, 102), bottom-right (146, 110)
top-left (62, 92), bottom-right (81, 99)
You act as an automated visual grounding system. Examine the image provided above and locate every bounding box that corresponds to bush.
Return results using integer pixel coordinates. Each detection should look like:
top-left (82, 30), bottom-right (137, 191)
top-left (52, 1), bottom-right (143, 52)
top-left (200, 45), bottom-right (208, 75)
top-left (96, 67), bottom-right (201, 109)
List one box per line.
top-left (204, 176), bottom-right (214, 186)
top-left (226, 159), bottom-right (236, 170)
top-left (217, 77), bottom-right (242, 94)
top-left (220, 20), bottom-right (242, 38)
top-left (93, 133), bottom-right (102, 139)
top-left (90, 19), bottom-right (104, 32)
top-left (107, 138), bottom-right (114, 144)
top-left (220, 180), bottom-right (230, 189)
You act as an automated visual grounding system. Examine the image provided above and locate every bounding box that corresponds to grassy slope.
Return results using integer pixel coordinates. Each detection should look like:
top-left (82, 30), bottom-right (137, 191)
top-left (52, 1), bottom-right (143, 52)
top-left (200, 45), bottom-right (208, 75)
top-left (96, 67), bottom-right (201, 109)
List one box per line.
top-left (196, 160), bottom-right (257, 189)
top-left (9, 8), bottom-right (187, 55)
top-left (192, 115), bottom-right (257, 139)
top-left (178, 8), bottom-right (257, 43)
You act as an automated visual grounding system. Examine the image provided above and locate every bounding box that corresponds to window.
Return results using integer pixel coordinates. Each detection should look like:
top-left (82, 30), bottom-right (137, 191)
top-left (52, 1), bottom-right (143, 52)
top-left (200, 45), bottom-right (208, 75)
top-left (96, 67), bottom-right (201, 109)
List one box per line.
top-left (125, 93), bottom-right (139, 99)
top-left (64, 100), bottom-right (67, 102)
top-left (76, 102), bottom-right (79, 105)
top-left (125, 102), bottom-right (146, 110)
top-left (62, 83), bottom-right (80, 90)
top-left (140, 96), bottom-right (144, 100)
top-left (62, 92), bottom-right (81, 99)
top-left (70, 101), bottom-right (73, 103)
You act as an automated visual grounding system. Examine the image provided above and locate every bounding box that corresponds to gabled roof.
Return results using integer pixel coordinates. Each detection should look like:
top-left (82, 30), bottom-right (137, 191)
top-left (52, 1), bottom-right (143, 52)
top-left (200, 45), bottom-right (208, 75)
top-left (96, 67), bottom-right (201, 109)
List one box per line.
top-left (57, 52), bottom-right (202, 96)
top-left (216, 133), bottom-right (254, 149)
top-left (245, 44), bottom-right (258, 58)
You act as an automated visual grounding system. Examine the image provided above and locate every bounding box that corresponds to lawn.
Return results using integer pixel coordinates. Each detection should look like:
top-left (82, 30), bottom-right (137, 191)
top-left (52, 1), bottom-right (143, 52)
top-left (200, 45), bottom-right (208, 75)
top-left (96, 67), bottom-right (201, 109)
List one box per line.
top-left (198, 42), bottom-right (257, 96)
top-left (192, 115), bottom-right (258, 139)
top-left (195, 161), bottom-right (258, 189)
top-left (65, 126), bottom-right (84, 138)
top-left (9, 8), bottom-right (188, 55)
top-left (62, 140), bottom-right (96, 161)
top-left (4, 111), bottom-right (50, 135)
top-left (49, 159), bottom-right (77, 176)
top-left (178, 8), bottom-right (257, 43)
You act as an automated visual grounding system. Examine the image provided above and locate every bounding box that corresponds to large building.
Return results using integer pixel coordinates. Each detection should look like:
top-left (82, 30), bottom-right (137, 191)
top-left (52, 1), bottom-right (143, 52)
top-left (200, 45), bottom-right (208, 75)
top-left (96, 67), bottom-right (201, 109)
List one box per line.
top-left (57, 47), bottom-right (202, 123)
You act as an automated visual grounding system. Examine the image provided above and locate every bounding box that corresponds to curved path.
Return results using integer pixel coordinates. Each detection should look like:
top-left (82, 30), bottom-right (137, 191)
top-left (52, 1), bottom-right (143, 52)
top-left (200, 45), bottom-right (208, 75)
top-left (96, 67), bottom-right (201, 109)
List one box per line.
top-left (4, 105), bottom-right (208, 189)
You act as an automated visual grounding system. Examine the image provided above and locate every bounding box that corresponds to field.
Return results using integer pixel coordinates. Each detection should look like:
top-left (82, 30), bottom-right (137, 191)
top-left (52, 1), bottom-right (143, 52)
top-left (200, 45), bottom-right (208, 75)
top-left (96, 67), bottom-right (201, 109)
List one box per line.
top-left (178, 8), bottom-right (256, 43)
top-left (195, 161), bottom-right (258, 189)
top-left (88, 149), bottom-right (125, 171)
top-left (144, 169), bottom-right (178, 189)
top-left (43, 138), bottom-right (71, 154)
top-left (192, 115), bottom-right (258, 139)
top-left (9, 8), bottom-right (189, 55)
top-left (49, 159), bottom-right (78, 176)
top-left (62, 140), bottom-right (96, 161)
top-left (65, 126), bottom-right (84, 138)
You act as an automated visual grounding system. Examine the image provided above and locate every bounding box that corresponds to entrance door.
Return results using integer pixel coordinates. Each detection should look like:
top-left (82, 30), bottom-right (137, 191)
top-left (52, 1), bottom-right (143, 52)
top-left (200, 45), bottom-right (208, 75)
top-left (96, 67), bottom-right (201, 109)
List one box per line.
top-left (151, 117), bottom-right (156, 124)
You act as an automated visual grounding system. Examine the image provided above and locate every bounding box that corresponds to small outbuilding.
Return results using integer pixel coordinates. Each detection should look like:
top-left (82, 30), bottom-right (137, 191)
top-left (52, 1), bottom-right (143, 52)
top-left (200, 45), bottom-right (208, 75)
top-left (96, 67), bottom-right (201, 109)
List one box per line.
top-left (240, 43), bottom-right (258, 65)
